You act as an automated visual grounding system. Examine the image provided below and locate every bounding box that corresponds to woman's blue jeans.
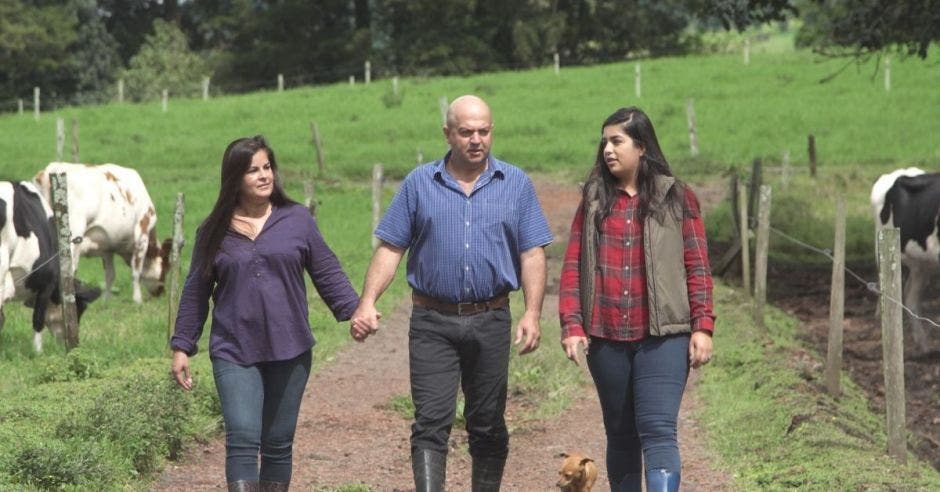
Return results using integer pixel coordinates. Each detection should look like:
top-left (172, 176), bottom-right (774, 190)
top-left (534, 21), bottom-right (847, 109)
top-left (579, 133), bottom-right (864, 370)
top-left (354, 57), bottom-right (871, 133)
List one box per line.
top-left (211, 350), bottom-right (312, 483)
top-left (586, 335), bottom-right (689, 486)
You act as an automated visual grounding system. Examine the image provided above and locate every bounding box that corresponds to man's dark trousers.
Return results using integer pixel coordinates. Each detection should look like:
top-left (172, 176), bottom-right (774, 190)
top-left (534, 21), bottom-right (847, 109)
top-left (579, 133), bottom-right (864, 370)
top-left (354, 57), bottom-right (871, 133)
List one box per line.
top-left (408, 304), bottom-right (512, 459)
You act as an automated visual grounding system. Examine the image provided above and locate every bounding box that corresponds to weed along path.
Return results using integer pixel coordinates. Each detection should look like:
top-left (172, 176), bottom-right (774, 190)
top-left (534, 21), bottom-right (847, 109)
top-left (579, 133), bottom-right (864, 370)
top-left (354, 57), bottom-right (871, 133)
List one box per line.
top-left (154, 178), bottom-right (731, 491)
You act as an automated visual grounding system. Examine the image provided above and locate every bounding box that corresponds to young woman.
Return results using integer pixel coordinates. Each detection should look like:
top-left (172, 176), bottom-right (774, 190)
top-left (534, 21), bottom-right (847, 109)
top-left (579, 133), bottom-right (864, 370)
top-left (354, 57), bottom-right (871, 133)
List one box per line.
top-left (559, 108), bottom-right (715, 492)
top-left (171, 135), bottom-right (359, 492)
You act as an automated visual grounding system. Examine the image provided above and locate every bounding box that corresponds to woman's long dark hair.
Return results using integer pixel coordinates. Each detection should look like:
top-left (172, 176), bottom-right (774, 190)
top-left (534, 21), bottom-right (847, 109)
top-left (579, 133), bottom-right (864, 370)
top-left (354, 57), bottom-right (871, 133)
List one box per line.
top-left (196, 135), bottom-right (295, 279)
top-left (585, 107), bottom-right (683, 230)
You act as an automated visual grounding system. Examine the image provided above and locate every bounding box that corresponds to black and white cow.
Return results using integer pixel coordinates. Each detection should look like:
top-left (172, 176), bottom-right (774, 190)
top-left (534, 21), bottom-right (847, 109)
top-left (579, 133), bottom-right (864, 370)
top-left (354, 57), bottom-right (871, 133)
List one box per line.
top-left (871, 167), bottom-right (939, 352)
top-left (0, 181), bottom-right (101, 352)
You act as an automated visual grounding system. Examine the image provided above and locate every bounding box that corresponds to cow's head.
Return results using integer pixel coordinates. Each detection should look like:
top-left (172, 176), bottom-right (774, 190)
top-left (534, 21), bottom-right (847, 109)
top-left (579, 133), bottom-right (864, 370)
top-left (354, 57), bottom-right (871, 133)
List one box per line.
top-left (140, 232), bottom-right (170, 297)
top-left (43, 280), bottom-right (103, 340)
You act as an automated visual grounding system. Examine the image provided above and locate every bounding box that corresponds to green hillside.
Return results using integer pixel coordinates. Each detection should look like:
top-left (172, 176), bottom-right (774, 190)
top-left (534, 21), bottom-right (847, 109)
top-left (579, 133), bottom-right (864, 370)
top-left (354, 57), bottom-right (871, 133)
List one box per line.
top-left (0, 45), bottom-right (937, 489)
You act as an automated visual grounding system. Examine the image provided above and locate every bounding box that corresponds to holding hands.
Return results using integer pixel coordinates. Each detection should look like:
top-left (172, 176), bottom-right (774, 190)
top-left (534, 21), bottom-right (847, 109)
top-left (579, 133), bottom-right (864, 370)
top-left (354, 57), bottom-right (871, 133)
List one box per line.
top-left (350, 302), bottom-right (382, 342)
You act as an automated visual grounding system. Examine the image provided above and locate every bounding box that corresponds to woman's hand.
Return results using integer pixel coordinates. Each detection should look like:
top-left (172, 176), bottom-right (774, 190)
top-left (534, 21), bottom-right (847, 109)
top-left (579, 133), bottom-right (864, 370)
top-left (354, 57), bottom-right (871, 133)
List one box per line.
top-left (561, 336), bottom-right (589, 366)
top-left (689, 331), bottom-right (713, 368)
top-left (171, 350), bottom-right (193, 391)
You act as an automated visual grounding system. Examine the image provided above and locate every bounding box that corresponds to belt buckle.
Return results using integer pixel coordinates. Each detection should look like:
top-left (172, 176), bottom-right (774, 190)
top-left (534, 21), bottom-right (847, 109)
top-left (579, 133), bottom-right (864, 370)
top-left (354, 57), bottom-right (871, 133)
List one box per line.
top-left (457, 301), bottom-right (479, 316)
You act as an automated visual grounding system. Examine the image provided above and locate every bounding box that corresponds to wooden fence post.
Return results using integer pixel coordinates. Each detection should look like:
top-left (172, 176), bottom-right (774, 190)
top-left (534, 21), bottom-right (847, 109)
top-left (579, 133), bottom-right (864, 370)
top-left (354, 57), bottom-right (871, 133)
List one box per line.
top-left (162, 89), bottom-right (168, 112)
top-left (686, 98), bottom-right (699, 156)
top-left (17, 99), bottom-right (23, 115)
top-left (50, 172), bottom-right (79, 350)
top-left (738, 181), bottom-right (751, 298)
top-left (34, 87), bottom-right (40, 121)
top-left (781, 150), bottom-right (791, 190)
top-left (365, 60), bottom-right (371, 84)
top-left (303, 179), bottom-right (318, 217)
top-left (808, 134), bottom-right (817, 178)
top-left (392, 76), bottom-right (399, 97)
top-left (753, 185), bottom-right (771, 325)
top-left (439, 96), bottom-right (449, 126)
top-left (56, 118), bottom-right (65, 161)
top-left (202, 77), bottom-right (211, 100)
top-left (310, 121), bottom-right (325, 174)
top-left (372, 164), bottom-right (384, 251)
top-left (554, 52), bottom-right (560, 76)
top-left (70, 118), bottom-right (79, 163)
top-left (167, 193), bottom-right (185, 354)
top-left (277, 74), bottom-right (284, 92)
top-left (743, 38), bottom-right (751, 65)
top-left (884, 57), bottom-right (891, 92)
top-left (877, 227), bottom-right (906, 463)
top-left (117, 78), bottom-right (124, 103)
top-left (349, 75), bottom-right (355, 85)
top-left (635, 63), bottom-right (641, 98)
top-left (748, 159), bottom-right (763, 223)
top-left (712, 173), bottom-right (742, 276)
top-left (825, 196), bottom-right (846, 397)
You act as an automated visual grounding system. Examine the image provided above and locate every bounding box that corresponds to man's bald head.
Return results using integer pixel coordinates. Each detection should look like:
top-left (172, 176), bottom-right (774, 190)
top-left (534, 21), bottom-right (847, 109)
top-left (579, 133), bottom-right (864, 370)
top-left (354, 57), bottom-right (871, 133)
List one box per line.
top-left (445, 95), bottom-right (492, 130)
top-left (443, 95), bottom-right (494, 168)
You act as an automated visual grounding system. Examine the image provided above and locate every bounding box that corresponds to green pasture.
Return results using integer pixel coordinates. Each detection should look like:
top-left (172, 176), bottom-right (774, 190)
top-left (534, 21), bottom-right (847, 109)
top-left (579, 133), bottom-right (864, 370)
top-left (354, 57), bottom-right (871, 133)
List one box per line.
top-left (0, 43), bottom-right (937, 488)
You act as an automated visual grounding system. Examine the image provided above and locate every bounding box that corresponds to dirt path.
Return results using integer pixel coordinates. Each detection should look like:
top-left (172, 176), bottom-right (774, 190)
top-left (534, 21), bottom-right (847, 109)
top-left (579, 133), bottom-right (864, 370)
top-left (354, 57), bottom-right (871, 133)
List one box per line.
top-left (154, 178), bottom-right (732, 491)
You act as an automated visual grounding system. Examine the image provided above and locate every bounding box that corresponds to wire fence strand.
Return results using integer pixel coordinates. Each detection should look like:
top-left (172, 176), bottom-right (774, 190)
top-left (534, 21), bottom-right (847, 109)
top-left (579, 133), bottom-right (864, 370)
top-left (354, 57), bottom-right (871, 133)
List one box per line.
top-left (768, 225), bottom-right (940, 330)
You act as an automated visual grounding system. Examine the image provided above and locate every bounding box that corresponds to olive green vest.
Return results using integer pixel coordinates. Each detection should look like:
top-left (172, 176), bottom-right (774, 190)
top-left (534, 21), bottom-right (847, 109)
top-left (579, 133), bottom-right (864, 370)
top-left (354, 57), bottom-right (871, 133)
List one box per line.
top-left (580, 175), bottom-right (692, 337)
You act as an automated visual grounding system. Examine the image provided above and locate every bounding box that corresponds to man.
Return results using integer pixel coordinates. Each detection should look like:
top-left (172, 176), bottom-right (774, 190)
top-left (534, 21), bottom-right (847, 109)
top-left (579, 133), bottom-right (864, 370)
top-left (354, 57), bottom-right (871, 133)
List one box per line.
top-left (350, 94), bottom-right (552, 491)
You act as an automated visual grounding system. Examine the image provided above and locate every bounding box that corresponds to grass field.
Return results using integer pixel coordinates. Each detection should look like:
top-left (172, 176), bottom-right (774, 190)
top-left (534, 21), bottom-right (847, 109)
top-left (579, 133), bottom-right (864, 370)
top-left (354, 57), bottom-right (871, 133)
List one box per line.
top-left (0, 38), bottom-right (938, 488)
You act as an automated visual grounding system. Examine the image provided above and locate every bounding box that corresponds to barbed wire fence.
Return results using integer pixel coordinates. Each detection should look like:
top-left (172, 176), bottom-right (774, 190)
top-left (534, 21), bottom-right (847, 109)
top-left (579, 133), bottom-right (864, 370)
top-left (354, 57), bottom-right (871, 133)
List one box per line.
top-left (768, 224), bottom-right (940, 330)
top-left (730, 166), bottom-right (927, 464)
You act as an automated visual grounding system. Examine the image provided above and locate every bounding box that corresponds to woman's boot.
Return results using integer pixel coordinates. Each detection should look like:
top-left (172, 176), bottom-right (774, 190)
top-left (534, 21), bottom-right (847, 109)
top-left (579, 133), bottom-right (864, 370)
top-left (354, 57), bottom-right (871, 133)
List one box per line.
top-left (645, 468), bottom-right (680, 492)
top-left (227, 481), bottom-right (260, 492)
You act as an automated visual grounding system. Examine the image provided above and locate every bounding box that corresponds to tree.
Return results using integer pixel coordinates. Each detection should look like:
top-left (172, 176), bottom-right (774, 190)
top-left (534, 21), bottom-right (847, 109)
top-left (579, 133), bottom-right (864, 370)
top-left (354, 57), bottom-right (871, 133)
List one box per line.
top-left (796, 0), bottom-right (940, 58)
top-left (0, 0), bottom-right (77, 105)
top-left (121, 18), bottom-right (210, 101)
top-left (70, 0), bottom-right (122, 104)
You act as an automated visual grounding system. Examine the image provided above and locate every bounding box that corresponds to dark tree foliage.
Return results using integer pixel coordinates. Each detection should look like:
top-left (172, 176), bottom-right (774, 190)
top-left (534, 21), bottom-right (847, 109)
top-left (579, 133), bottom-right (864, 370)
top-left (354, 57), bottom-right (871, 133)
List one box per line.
top-left (97, 0), bottom-right (178, 64)
top-left (5, 0), bottom-right (937, 107)
top-left (797, 0), bottom-right (940, 59)
top-left (699, 0), bottom-right (799, 30)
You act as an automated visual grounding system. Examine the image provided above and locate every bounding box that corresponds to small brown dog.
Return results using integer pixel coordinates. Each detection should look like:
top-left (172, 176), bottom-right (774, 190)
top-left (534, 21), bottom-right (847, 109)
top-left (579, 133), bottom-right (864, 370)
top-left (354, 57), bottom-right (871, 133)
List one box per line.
top-left (556, 452), bottom-right (597, 491)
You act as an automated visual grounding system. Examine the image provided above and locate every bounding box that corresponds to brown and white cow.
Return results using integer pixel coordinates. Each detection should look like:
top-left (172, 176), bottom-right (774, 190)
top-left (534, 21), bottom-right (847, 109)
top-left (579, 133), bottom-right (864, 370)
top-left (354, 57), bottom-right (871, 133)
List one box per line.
top-left (34, 163), bottom-right (169, 304)
top-left (871, 167), bottom-right (939, 353)
top-left (0, 181), bottom-right (101, 352)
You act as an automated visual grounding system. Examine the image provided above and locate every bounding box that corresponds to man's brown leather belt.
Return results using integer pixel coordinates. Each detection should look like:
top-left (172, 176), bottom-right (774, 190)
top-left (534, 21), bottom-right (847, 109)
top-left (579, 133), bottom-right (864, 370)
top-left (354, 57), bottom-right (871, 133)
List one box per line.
top-left (412, 292), bottom-right (510, 316)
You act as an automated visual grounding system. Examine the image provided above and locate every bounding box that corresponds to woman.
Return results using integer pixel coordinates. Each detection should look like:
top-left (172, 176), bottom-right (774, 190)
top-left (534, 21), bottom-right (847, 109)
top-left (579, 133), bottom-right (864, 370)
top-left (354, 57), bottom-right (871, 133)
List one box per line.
top-left (558, 108), bottom-right (715, 492)
top-left (171, 135), bottom-right (359, 492)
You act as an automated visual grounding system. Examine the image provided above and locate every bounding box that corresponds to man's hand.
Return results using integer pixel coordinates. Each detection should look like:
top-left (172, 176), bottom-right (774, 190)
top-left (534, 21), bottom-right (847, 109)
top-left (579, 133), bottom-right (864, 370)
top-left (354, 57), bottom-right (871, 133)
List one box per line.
top-left (514, 311), bottom-right (541, 355)
top-left (350, 303), bottom-right (382, 342)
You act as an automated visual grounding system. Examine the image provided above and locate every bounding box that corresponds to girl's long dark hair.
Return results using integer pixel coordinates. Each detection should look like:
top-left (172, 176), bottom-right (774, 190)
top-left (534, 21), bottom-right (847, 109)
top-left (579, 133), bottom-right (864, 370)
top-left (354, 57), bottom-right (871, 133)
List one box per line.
top-left (585, 107), bottom-right (683, 230)
top-left (196, 135), bottom-right (295, 279)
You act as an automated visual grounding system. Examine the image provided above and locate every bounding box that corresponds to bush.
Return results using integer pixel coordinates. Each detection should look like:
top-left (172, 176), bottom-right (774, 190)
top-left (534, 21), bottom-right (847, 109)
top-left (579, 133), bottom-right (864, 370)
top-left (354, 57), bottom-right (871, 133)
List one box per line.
top-left (34, 348), bottom-right (102, 384)
top-left (57, 361), bottom-right (188, 473)
top-left (9, 438), bottom-right (116, 490)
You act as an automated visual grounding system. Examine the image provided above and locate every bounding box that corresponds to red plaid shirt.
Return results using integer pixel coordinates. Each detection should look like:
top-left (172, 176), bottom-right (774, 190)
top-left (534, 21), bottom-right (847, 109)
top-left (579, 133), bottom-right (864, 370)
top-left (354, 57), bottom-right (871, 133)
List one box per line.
top-left (559, 186), bottom-right (715, 341)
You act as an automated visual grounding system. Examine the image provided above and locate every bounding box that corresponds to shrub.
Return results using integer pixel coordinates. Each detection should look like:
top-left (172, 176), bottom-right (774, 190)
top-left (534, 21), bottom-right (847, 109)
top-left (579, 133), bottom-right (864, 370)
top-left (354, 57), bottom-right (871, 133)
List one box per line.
top-left (34, 348), bottom-right (102, 384)
top-left (57, 362), bottom-right (188, 474)
top-left (8, 438), bottom-right (116, 490)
